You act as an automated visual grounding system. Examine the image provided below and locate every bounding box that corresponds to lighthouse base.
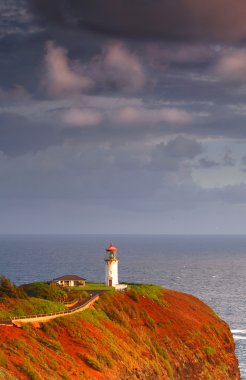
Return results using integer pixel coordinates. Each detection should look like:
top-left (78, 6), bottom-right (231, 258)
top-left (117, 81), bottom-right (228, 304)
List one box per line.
top-left (114, 284), bottom-right (128, 291)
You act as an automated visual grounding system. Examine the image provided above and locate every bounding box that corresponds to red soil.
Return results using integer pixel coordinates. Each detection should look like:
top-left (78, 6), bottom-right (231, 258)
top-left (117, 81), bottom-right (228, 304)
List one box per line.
top-left (0, 288), bottom-right (240, 380)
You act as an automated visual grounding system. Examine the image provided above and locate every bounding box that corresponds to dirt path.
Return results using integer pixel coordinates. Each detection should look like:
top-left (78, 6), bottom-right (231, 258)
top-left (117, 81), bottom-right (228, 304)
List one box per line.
top-left (0, 293), bottom-right (100, 327)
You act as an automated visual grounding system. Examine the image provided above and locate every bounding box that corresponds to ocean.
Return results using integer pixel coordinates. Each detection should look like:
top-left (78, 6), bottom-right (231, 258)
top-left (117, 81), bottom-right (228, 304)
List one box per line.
top-left (0, 234), bottom-right (245, 378)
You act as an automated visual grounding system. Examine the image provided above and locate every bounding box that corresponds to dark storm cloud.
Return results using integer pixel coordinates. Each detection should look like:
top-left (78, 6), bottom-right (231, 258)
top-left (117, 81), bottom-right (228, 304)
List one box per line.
top-left (29, 0), bottom-right (246, 43)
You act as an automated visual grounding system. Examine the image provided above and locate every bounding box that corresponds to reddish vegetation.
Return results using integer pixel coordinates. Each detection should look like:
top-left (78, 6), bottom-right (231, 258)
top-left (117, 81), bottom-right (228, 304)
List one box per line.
top-left (0, 286), bottom-right (240, 379)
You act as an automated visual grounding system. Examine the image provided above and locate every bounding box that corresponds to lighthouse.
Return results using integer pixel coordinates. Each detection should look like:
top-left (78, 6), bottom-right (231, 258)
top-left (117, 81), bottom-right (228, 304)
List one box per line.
top-left (105, 242), bottom-right (119, 287)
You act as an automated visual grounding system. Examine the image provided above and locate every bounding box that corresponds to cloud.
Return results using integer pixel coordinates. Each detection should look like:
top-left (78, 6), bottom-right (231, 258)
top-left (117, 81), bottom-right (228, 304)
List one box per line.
top-left (241, 155), bottom-right (246, 172)
top-left (115, 106), bottom-right (193, 126)
top-left (197, 157), bottom-right (219, 169)
top-left (162, 136), bottom-right (203, 158)
top-left (0, 0), bottom-right (35, 38)
top-left (0, 85), bottom-right (31, 102)
top-left (223, 147), bottom-right (235, 166)
top-left (215, 49), bottom-right (246, 81)
top-left (0, 112), bottom-right (62, 156)
top-left (43, 41), bottom-right (145, 94)
top-left (87, 42), bottom-right (146, 92)
top-left (103, 43), bottom-right (145, 91)
top-left (43, 41), bottom-right (93, 94)
top-left (29, 0), bottom-right (246, 43)
top-left (62, 108), bottom-right (102, 127)
top-left (145, 43), bottom-right (215, 69)
top-left (150, 136), bottom-right (203, 172)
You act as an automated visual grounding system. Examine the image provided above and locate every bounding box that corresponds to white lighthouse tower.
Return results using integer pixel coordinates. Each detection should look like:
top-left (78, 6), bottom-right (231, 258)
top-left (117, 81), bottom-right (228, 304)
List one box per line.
top-left (105, 242), bottom-right (119, 287)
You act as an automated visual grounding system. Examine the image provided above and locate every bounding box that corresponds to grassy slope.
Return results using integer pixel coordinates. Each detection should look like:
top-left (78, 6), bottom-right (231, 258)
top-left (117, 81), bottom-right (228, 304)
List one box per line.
top-left (0, 285), bottom-right (240, 380)
top-left (0, 298), bottom-right (65, 319)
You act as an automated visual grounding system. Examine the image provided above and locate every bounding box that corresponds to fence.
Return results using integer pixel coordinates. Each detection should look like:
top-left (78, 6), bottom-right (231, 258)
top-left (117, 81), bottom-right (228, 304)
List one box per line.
top-left (0, 294), bottom-right (99, 326)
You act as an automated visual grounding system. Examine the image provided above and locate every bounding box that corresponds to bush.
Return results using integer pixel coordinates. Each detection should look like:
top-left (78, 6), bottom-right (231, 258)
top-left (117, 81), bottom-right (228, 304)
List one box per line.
top-left (21, 282), bottom-right (66, 302)
top-left (0, 276), bottom-right (26, 299)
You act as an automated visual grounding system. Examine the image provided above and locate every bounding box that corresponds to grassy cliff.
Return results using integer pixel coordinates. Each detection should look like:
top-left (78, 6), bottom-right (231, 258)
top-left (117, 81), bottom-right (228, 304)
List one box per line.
top-left (0, 284), bottom-right (240, 379)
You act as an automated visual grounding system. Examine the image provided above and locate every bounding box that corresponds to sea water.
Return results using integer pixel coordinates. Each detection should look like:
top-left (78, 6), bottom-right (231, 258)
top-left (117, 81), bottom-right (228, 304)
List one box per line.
top-left (0, 234), bottom-right (245, 378)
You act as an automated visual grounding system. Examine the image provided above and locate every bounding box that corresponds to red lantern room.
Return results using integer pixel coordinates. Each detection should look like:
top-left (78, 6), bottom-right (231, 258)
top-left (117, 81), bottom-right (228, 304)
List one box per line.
top-left (106, 242), bottom-right (118, 259)
top-left (106, 242), bottom-right (117, 253)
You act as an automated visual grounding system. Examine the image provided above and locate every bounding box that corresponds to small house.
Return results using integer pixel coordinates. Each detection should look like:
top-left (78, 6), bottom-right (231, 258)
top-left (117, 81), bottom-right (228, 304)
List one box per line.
top-left (53, 275), bottom-right (86, 287)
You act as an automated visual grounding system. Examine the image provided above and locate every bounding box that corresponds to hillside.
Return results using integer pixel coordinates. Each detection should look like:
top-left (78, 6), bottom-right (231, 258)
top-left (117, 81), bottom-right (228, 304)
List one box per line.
top-left (0, 284), bottom-right (240, 380)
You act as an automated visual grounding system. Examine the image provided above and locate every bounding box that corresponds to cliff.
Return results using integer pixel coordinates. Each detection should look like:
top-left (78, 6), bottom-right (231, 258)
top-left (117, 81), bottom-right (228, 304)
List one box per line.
top-left (0, 285), bottom-right (240, 379)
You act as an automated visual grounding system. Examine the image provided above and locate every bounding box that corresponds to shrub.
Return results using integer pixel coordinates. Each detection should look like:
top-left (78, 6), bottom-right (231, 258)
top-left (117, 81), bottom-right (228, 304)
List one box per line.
top-left (8, 338), bottom-right (30, 352)
top-left (84, 356), bottom-right (103, 372)
top-left (97, 351), bottom-right (114, 369)
top-left (64, 289), bottom-right (89, 302)
top-left (144, 317), bottom-right (156, 332)
top-left (152, 341), bottom-right (170, 361)
top-left (38, 337), bottom-right (64, 353)
top-left (0, 276), bottom-right (26, 299)
top-left (164, 359), bottom-right (174, 380)
top-left (127, 290), bottom-right (139, 302)
top-left (140, 309), bottom-right (156, 331)
top-left (129, 330), bottom-right (142, 344)
top-left (21, 282), bottom-right (66, 302)
top-left (0, 368), bottom-right (17, 380)
top-left (18, 360), bottom-right (42, 380)
top-left (47, 359), bottom-right (59, 371)
top-left (0, 349), bottom-right (7, 367)
top-left (203, 346), bottom-right (216, 356)
top-left (41, 323), bottom-right (58, 339)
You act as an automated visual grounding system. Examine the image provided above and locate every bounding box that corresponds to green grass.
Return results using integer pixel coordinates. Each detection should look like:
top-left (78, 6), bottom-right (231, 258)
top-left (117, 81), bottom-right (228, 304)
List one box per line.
top-left (0, 368), bottom-right (18, 380)
top-left (0, 297), bottom-right (65, 319)
top-left (81, 282), bottom-right (113, 291)
top-left (128, 284), bottom-right (165, 304)
top-left (38, 337), bottom-right (64, 353)
top-left (203, 346), bottom-right (216, 356)
top-left (18, 360), bottom-right (43, 380)
top-left (84, 356), bottom-right (103, 372)
top-left (0, 349), bottom-right (7, 367)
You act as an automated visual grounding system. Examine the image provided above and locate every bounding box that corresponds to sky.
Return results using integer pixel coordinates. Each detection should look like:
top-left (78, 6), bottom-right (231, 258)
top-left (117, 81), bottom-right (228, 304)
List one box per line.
top-left (1, 0), bottom-right (246, 234)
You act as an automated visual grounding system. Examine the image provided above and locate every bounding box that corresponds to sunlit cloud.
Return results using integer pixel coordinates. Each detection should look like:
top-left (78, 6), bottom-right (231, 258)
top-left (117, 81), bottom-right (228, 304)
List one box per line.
top-left (43, 41), bottom-right (93, 95)
top-left (115, 106), bottom-right (193, 126)
top-left (62, 108), bottom-right (103, 127)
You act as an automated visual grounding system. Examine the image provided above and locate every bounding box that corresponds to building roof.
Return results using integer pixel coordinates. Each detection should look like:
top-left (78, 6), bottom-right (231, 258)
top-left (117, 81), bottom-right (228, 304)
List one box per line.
top-left (53, 275), bottom-right (86, 281)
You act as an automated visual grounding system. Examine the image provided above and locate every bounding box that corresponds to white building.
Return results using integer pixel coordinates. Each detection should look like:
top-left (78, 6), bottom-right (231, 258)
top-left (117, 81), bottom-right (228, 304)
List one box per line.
top-left (105, 242), bottom-right (119, 287)
top-left (53, 275), bottom-right (86, 287)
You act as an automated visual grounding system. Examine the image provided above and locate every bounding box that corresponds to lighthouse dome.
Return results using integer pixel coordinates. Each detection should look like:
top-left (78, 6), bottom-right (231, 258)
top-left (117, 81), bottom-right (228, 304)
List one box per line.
top-left (106, 242), bottom-right (118, 253)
